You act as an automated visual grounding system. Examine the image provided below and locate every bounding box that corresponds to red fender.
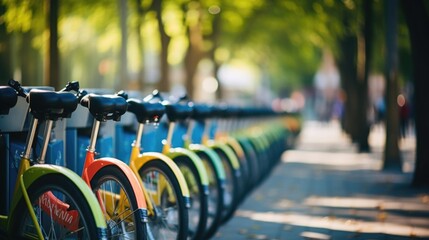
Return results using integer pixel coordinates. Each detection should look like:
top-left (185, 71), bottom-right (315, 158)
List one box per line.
top-left (81, 156), bottom-right (147, 209)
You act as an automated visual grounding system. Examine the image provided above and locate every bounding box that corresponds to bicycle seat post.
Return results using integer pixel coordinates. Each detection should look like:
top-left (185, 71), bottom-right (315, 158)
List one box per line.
top-left (23, 118), bottom-right (39, 160)
top-left (88, 119), bottom-right (100, 153)
top-left (164, 121), bottom-right (175, 152)
top-left (185, 120), bottom-right (194, 145)
top-left (36, 120), bottom-right (54, 164)
top-left (134, 122), bottom-right (144, 149)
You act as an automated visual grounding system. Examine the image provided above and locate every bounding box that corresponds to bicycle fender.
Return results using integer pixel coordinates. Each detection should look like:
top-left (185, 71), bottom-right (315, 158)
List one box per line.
top-left (82, 158), bottom-right (147, 209)
top-left (188, 143), bottom-right (226, 180)
top-left (130, 152), bottom-right (190, 197)
top-left (224, 137), bottom-right (246, 161)
top-left (10, 164), bottom-right (107, 230)
top-left (206, 141), bottom-right (241, 171)
top-left (167, 147), bottom-right (209, 186)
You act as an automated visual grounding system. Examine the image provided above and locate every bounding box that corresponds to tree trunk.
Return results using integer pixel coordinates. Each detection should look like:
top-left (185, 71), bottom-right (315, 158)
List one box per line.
top-left (182, 3), bottom-right (207, 99)
top-left (135, 0), bottom-right (145, 90)
top-left (401, 0), bottom-right (429, 186)
top-left (356, 0), bottom-right (373, 152)
top-left (337, 34), bottom-right (358, 140)
top-left (338, 2), bottom-right (371, 152)
top-left (208, 9), bottom-right (223, 100)
top-left (118, 0), bottom-right (128, 91)
top-left (383, 0), bottom-right (401, 170)
top-left (154, 0), bottom-right (170, 92)
top-left (45, 0), bottom-right (60, 89)
top-left (0, 4), bottom-right (12, 83)
top-left (184, 29), bottom-right (203, 99)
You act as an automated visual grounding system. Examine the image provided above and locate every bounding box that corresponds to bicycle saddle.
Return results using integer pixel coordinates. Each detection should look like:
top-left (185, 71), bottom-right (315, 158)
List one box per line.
top-left (127, 98), bottom-right (165, 123)
top-left (29, 89), bottom-right (78, 120)
top-left (163, 102), bottom-right (193, 122)
top-left (0, 86), bottom-right (18, 115)
top-left (81, 93), bottom-right (128, 122)
top-left (215, 105), bottom-right (243, 119)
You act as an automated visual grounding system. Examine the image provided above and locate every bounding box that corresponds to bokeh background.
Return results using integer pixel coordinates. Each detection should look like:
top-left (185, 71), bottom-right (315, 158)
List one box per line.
top-left (1, 0), bottom-right (429, 187)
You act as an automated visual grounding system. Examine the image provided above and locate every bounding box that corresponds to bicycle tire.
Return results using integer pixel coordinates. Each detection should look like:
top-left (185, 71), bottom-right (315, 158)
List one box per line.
top-left (138, 159), bottom-right (189, 240)
top-left (174, 156), bottom-right (208, 240)
top-left (90, 165), bottom-right (146, 240)
top-left (213, 148), bottom-right (240, 224)
top-left (196, 151), bottom-right (224, 239)
top-left (226, 142), bottom-right (251, 200)
top-left (237, 137), bottom-right (261, 188)
top-left (10, 173), bottom-right (105, 239)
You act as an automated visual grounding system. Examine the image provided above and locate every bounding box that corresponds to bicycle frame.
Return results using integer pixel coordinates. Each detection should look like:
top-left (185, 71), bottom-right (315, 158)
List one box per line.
top-left (0, 117), bottom-right (107, 239)
top-left (80, 119), bottom-right (147, 217)
top-left (128, 122), bottom-right (190, 216)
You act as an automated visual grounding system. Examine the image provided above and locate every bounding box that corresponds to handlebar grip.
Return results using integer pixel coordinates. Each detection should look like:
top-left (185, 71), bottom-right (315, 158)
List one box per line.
top-left (60, 81), bottom-right (80, 93)
top-left (8, 79), bottom-right (27, 98)
top-left (116, 90), bottom-right (128, 100)
top-left (143, 89), bottom-right (164, 102)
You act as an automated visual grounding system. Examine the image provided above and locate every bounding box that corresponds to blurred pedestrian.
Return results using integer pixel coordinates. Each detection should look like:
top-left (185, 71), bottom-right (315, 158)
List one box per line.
top-left (397, 94), bottom-right (410, 138)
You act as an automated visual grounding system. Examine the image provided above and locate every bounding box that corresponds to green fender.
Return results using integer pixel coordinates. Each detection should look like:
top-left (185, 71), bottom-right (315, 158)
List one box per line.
top-left (10, 164), bottom-right (107, 230)
top-left (188, 143), bottom-right (226, 180)
top-left (206, 141), bottom-right (241, 171)
top-left (168, 147), bottom-right (209, 186)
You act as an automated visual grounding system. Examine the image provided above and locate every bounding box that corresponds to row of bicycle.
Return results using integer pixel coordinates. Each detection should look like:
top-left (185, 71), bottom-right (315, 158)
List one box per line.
top-left (0, 79), bottom-right (300, 239)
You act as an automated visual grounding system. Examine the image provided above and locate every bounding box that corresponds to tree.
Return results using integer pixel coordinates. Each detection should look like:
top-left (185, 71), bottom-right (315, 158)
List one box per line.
top-left (134, 0), bottom-right (146, 90)
top-left (0, 3), bottom-right (12, 83)
top-left (2, 1), bottom-right (44, 86)
top-left (335, 0), bottom-right (372, 152)
top-left (207, 4), bottom-right (222, 100)
top-left (182, 1), bottom-right (205, 99)
top-left (154, 0), bottom-right (171, 92)
top-left (45, 0), bottom-right (60, 89)
top-left (401, 0), bottom-right (429, 186)
top-left (357, 0), bottom-right (373, 152)
top-left (118, 0), bottom-right (128, 91)
top-left (383, 0), bottom-right (401, 169)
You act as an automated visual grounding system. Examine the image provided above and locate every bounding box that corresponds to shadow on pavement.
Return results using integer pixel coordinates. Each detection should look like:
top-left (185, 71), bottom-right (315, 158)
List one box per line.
top-left (213, 121), bottom-right (429, 240)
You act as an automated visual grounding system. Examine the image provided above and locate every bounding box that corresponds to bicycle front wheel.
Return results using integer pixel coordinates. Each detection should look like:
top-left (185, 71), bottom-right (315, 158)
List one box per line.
top-left (90, 165), bottom-right (146, 240)
top-left (138, 160), bottom-right (188, 240)
top-left (213, 147), bottom-right (240, 223)
top-left (10, 174), bottom-right (105, 239)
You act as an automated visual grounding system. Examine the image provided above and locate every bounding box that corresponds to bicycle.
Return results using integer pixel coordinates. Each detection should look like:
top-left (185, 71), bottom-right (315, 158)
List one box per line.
top-left (125, 96), bottom-right (190, 240)
top-left (210, 106), bottom-right (254, 199)
top-left (187, 104), bottom-right (242, 224)
top-left (55, 82), bottom-right (149, 239)
top-left (144, 91), bottom-right (209, 240)
top-left (1, 83), bottom-right (108, 239)
top-left (179, 103), bottom-right (227, 239)
top-left (217, 107), bottom-right (292, 186)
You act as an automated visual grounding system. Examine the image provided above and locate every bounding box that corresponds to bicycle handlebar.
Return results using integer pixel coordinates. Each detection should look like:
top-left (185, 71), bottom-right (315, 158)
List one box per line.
top-left (60, 81), bottom-right (79, 93)
top-left (8, 79), bottom-right (28, 99)
top-left (116, 90), bottom-right (128, 100)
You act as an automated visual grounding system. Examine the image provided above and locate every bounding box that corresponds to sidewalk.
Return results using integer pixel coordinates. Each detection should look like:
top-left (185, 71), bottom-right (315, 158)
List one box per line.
top-left (213, 121), bottom-right (429, 240)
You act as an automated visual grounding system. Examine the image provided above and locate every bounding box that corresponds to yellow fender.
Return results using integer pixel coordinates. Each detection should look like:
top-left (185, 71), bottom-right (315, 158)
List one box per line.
top-left (129, 151), bottom-right (190, 198)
